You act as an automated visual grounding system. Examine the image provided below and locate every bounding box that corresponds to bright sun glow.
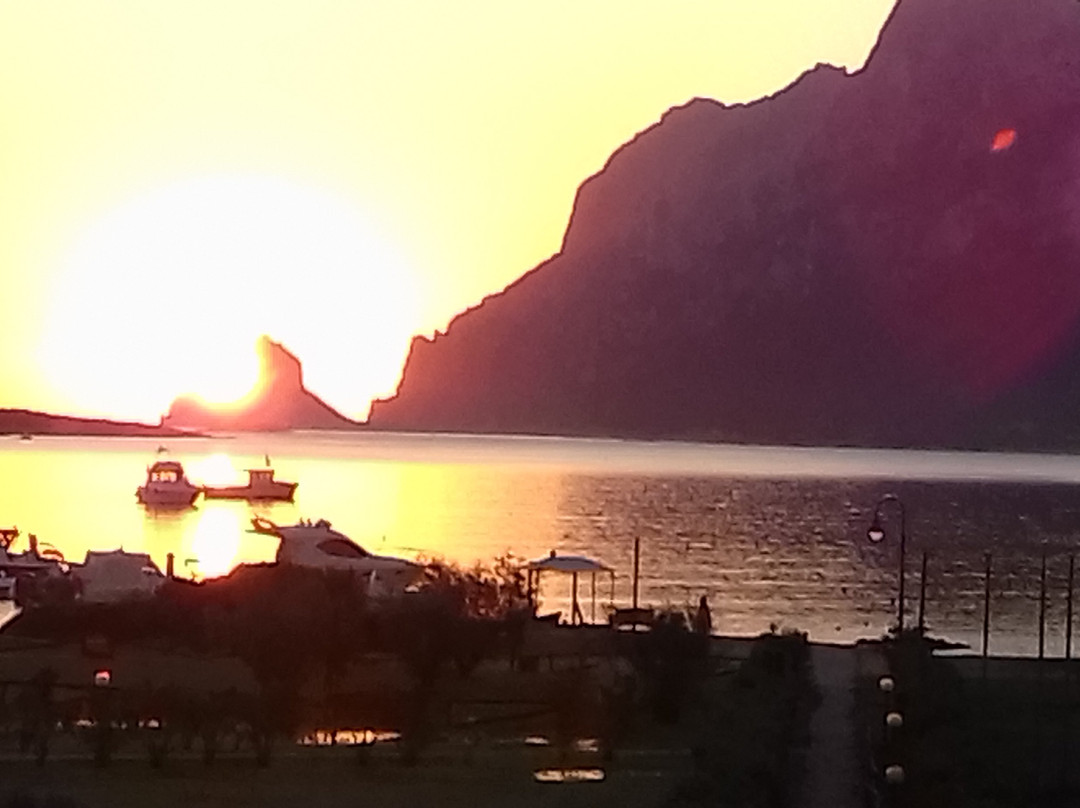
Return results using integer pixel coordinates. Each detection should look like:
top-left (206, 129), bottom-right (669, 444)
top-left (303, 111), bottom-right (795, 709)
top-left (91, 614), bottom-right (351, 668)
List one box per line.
top-left (36, 174), bottom-right (419, 421)
top-left (186, 453), bottom-right (238, 487)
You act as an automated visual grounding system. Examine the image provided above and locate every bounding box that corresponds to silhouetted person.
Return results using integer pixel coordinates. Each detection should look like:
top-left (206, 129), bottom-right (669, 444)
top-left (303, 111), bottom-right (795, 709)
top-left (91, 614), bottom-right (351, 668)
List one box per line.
top-left (693, 595), bottom-right (712, 636)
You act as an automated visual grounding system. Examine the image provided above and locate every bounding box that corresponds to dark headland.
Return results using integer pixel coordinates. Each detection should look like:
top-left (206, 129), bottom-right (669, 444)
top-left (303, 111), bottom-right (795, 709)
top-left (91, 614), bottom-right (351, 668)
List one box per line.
top-left (366, 0), bottom-right (1080, 453)
top-left (0, 410), bottom-right (195, 438)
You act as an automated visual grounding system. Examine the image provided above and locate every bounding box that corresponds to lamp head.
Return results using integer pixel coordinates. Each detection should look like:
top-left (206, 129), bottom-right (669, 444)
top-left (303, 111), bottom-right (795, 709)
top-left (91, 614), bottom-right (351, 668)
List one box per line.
top-left (868, 513), bottom-right (885, 543)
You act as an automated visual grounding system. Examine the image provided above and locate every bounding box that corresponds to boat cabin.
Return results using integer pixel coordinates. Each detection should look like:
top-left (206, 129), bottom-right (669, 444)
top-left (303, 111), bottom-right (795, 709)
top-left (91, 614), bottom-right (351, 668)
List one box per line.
top-left (316, 537), bottom-right (373, 559)
top-left (147, 461), bottom-right (186, 484)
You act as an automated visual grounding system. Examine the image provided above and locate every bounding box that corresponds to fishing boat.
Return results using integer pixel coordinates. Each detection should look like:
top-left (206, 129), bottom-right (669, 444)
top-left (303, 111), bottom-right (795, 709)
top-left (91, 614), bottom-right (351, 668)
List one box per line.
top-left (202, 467), bottom-right (297, 501)
top-left (250, 517), bottom-right (424, 595)
top-left (136, 460), bottom-right (200, 507)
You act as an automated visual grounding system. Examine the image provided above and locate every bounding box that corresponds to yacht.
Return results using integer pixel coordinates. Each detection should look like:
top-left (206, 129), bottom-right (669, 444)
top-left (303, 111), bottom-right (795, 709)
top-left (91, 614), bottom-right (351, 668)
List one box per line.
top-left (136, 460), bottom-right (200, 508)
top-left (202, 467), bottom-right (297, 502)
top-left (250, 517), bottom-right (424, 595)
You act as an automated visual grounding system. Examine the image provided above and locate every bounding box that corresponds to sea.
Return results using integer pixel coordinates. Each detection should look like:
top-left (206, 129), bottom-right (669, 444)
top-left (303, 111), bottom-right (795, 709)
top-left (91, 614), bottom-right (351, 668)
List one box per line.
top-left (5, 430), bottom-right (1080, 656)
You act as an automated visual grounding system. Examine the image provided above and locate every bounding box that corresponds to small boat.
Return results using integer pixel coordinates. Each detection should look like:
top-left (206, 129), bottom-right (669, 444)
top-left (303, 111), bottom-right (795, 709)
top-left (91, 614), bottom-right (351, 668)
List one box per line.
top-left (250, 517), bottom-right (424, 595)
top-left (136, 460), bottom-right (200, 508)
top-left (202, 467), bottom-right (297, 501)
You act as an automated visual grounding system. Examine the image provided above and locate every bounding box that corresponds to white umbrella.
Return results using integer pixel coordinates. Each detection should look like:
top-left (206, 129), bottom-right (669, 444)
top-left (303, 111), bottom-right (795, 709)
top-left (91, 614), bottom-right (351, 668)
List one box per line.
top-left (526, 551), bottom-right (615, 624)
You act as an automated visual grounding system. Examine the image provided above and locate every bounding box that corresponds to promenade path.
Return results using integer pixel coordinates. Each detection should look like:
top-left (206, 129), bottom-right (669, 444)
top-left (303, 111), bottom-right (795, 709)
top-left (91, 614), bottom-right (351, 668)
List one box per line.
top-left (798, 644), bottom-right (863, 808)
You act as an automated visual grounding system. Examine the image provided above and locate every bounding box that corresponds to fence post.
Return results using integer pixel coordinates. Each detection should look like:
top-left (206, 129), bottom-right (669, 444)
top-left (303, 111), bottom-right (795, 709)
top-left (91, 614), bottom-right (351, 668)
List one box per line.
top-left (918, 551), bottom-right (928, 633)
top-left (982, 551), bottom-right (992, 659)
top-left (1039, 545), bottom-right (1047, 660)
top-left (1067, 554), bottom-right (1075, 661)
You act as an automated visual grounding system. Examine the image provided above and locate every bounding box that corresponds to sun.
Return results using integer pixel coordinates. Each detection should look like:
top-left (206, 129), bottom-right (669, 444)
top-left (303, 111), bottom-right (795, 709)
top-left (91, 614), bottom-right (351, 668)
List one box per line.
top-left (36, 173), bottom-right (419, 421)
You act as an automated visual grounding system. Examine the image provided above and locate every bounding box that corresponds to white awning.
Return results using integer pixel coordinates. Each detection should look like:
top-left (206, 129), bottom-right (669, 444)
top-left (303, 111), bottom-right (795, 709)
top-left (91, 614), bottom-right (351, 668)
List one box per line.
top-left (526, 553), bottom-right (612, 573)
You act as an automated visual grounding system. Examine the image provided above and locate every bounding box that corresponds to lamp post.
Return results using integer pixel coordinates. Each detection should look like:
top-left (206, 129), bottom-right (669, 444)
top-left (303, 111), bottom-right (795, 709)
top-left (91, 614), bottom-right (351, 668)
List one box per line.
top-left (869, 494), bottom-right (907, 633)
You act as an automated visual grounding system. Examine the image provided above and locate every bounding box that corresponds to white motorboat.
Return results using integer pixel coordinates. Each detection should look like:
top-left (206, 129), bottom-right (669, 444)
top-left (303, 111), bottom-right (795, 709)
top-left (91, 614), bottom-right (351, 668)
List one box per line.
top-left (136, 460), bottom-right (200, 508)
top-left (250, 517), bottom-right (424, 595)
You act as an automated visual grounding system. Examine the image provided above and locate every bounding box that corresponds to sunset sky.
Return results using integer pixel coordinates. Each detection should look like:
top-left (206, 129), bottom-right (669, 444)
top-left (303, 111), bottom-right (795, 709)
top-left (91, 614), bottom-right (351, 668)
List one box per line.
top-left (0, 0), bottom-right (895, 422)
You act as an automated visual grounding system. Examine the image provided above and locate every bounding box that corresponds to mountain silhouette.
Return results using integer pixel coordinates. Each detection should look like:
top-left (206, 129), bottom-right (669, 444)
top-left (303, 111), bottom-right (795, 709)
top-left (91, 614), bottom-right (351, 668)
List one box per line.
top-left (367, 0), bottom-right (1080, 450)
top-left (164, 336), bottom-right (356, 432)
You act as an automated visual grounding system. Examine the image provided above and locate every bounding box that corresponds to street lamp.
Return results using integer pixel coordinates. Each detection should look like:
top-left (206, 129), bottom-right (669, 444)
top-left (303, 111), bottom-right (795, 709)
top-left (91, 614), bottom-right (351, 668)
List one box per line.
top-left (868, 494), bottom-right (907, 633)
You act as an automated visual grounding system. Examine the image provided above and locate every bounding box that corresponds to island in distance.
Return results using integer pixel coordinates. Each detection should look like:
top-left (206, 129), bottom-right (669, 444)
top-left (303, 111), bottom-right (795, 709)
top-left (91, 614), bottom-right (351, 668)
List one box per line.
top-left (162, 336), bottom-right (357, 432)
top-left (365, 0), bottom-right (1080, 452)
top-left (0, 409), bottom-right (198, 438)
top-left (2, 337), bottom-right (355, 437)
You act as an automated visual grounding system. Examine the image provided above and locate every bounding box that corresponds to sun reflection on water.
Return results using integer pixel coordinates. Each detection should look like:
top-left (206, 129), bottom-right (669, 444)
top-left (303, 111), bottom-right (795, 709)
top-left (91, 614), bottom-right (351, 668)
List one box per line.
top-left (189, 506), bottom-right (243, 579)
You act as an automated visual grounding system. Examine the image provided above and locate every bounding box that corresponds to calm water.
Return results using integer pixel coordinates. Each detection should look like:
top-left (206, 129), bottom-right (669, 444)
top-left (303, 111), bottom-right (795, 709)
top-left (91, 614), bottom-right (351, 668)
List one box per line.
top-left (4, 431), bottom-right (1080, 655)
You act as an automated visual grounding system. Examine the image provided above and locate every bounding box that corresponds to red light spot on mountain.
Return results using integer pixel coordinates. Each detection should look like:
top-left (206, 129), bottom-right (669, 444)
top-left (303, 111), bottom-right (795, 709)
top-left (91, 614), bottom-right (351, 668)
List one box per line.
top-left (991, 128), bottom-right (1017, 151)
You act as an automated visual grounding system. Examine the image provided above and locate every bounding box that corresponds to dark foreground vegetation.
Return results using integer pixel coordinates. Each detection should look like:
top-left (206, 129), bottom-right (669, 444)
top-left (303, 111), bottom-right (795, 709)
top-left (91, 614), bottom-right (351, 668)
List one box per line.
top-left (671, 629), bottom-right (817, 808)
top-left (1, 564), bottom-right (820, 807)
top-left (1, 560), bottom-right (535, 764)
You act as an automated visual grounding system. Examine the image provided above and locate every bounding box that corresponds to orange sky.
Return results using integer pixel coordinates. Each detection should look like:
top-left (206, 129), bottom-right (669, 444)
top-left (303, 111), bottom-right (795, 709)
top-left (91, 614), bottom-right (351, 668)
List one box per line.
top-left (0, 0), bottom-right (896, 422)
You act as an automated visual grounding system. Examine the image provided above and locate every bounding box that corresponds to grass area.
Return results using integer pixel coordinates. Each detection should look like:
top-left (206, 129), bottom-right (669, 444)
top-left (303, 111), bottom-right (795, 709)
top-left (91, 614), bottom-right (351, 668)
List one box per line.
top-left (1, 569), bottom-right (820, 808)
top-left (0, 630), bottom-right (814, 808)
top-left (948, 659), bottom-right (1080, 806)
top-left (865, 634), bottom-right (1080, 807)
top-left (0, 745), bottom-right (683, 808)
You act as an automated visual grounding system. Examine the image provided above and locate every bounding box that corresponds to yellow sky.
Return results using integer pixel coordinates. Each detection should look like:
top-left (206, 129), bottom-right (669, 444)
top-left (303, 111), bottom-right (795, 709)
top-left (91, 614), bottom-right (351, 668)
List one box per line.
top-left (0, 0), bottom-right (896, 422)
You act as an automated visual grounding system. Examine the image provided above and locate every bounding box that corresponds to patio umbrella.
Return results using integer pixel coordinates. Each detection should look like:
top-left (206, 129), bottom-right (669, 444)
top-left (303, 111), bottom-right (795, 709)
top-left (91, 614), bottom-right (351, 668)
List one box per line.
top-left (525, 551), bottom-right (615, 624)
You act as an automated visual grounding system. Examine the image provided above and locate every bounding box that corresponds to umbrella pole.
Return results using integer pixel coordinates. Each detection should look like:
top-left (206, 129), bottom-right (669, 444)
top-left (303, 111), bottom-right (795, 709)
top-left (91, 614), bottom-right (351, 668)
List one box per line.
top-left (591, 571), bottom-right (597, 623)
top-left (572, 571), bottom-right (579, 625)
top-left (632, 537), bottom-right (640, 610)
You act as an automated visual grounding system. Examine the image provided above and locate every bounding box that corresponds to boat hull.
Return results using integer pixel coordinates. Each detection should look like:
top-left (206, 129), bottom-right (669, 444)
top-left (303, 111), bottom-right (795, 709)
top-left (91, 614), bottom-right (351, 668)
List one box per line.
top-left (202, 481), bottom-right (297, 501)
top-left (136, 486), bottom-right (199, 507)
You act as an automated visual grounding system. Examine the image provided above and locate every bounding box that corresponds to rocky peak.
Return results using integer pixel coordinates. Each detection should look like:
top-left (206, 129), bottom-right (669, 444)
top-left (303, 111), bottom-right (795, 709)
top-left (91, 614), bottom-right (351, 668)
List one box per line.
top-left (366, 0), bottom-right (1080, 450)
top-left (164, 336), bottom-right (355, 432)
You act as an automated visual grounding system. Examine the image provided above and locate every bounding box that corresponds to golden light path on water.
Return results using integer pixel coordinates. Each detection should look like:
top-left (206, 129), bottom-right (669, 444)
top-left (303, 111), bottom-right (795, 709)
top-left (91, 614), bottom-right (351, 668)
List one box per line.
top-left (6, 431), bottom-right (1080, 655)
top-left (0, 433), bottom-right (568, 581)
